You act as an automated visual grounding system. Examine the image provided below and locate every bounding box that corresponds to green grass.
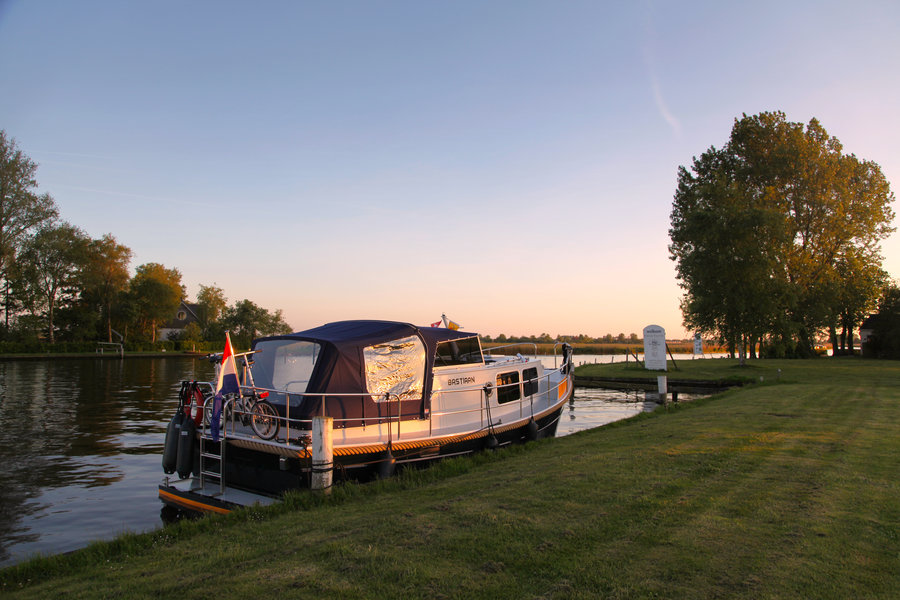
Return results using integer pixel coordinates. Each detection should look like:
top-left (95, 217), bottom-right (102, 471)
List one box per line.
top-left (576, 356), bottom-right (821, 385)
top-left (3, 358), bottom-right (900, 598)
top-left (484, 341), bottom-right (703, 356)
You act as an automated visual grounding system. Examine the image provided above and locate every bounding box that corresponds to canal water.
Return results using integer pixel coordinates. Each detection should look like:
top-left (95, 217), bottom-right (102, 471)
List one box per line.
top-left (0, 356), bottom-right (701, 567)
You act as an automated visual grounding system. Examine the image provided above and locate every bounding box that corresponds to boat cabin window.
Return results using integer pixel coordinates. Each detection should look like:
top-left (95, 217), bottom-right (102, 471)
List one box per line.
top-left (364, 335), bottom-right (426, 403)
top-left (523, 367), bottom-right (539, 397)
top-left (434, 336), bottom-right (483, 367)
top-left (496, 371), bottom-right (521, 404)
top-left (251, 340), bottom-right (321, 393)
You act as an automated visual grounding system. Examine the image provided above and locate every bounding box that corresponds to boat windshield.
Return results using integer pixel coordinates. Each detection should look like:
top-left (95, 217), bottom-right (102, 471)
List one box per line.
top-left (434, 336), bottom-right (483, 367)
top-left (251, 339), bottom-right (321, 394)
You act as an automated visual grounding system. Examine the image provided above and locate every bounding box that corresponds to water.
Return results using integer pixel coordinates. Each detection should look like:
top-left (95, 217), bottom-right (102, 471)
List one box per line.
top-left (0, 356), bottom-right (703, 567)
top-left (557, 387), bottom-right (659, 437)
top-left (0, 358), bottom-right (214, 567)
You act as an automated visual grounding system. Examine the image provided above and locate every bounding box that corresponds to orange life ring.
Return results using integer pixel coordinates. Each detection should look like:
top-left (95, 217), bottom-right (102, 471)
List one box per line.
top-left (182, 382), bottom-right (205, 425)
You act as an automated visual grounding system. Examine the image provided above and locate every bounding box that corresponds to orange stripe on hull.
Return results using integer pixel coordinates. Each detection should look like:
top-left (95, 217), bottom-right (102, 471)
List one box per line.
top-left (158, 488), bottom-right (231, 515)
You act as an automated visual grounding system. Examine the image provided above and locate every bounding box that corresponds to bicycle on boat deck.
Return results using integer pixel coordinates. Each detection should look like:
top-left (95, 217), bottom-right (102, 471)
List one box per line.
top-left (203, 390), bottom-right (280, 440)
top-left (202, 348), bottom-right (281, 441)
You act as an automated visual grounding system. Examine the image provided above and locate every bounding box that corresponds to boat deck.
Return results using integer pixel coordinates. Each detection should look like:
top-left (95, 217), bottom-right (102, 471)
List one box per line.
top-left (159, 476), bottom-right (278, 514)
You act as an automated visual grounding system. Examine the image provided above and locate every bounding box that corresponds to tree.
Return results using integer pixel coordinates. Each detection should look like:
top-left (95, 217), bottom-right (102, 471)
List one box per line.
top-left (670, 112), bottom-right (895, 357)
top-left (196, 284), bottom-right (227, 338)
top-left (15, 222), bottom-right (90, 342)
top-left (670, 145), bottom-right (787, 361)
top-left (222, 299), bottom-right (292, 347)
top-left (830, 246), bottom-right (886, 354)
top-left (81, 234), bottom-right (132, 342)
top-left (0, 131), bottom-right (58, 333)
top-left (129, 263), bottom-right (185, 342)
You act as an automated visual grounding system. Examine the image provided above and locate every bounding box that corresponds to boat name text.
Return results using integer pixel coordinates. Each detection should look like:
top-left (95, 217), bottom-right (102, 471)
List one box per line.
top-left (447, 376), bottom-right (476, 386)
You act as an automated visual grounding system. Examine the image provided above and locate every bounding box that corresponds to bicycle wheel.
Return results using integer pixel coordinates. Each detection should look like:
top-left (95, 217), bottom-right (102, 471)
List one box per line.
top-left (250, 400), bottom-right (280, 440)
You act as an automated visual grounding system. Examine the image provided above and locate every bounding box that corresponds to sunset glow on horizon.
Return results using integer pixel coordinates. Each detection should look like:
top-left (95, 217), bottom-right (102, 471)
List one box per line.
top-left (2, 2), bottom-right (898, 340)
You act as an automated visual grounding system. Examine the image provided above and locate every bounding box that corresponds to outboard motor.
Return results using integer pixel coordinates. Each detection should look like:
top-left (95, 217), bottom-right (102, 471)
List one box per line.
top-left (176, 414), bottom-right (197, 479)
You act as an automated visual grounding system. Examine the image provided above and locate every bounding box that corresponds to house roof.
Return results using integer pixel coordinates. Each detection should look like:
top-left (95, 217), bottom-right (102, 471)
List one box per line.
top-left (160, 301), bottom-right (201, 330)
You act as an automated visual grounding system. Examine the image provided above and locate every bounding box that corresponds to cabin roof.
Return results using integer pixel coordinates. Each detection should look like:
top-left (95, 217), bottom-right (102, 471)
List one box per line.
top-left (251, 320), bottom-right (479, 402)
top-left (257, 319), bottom-right (476, 347)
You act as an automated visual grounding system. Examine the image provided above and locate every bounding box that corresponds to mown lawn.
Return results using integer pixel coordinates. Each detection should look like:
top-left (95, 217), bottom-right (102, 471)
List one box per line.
top-left (2, 358), bottom-right (899, 598)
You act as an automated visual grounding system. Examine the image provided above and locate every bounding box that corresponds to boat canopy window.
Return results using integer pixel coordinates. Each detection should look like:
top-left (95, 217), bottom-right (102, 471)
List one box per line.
top-left (434, 336), bottom-right (483, 367)
top-left (364, 335), bottom-right (426, 403)
top-left (251, 339), bottom-right (321, 394)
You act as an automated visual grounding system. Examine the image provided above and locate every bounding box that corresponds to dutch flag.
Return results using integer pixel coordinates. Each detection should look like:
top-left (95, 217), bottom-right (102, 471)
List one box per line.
top-left (210, 331), bottom-right (241, 441)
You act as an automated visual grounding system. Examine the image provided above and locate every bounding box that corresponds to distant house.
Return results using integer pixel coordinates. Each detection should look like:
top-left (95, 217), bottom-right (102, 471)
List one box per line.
top-left (158, 301), bottom-right (201, 341)
top-left (859, 315), bottom-right (876, 347)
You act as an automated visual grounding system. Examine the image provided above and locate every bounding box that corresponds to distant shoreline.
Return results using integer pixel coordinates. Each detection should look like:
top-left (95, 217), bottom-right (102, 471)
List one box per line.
top-left (0, 342), bottom-right (712, 361)
top-left (0, 351), bottom-right (208, 361)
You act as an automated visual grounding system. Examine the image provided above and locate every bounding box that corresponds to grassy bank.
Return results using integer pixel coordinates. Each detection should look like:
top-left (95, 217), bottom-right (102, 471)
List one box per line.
top-left (482, 341), bottom-right (704, 355)
top-left (576, 355), bottom-right (780, 384)
top-left (3, 358), bottom-right (899, 598)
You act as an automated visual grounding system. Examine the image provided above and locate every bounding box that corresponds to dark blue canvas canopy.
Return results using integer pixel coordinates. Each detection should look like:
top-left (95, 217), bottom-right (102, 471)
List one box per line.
top-left (251, 320), bottom-right (479, 425)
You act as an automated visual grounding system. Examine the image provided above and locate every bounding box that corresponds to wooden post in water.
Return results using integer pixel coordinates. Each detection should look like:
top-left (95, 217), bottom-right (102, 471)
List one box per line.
top-left (312, 416), bottom-right (333, 493)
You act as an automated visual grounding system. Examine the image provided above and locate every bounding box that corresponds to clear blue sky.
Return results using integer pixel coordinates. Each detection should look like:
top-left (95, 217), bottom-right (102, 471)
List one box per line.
top-left (2, 1), bottom-right (899, 338)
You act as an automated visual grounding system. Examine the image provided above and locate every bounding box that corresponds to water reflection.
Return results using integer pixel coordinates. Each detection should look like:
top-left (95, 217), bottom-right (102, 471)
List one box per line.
top-left (0, 358), bottom-right (213, 566)
top-left (557, 387), bottom-right (657, 437)
top-left (557, 387), bottom-right (707, 437)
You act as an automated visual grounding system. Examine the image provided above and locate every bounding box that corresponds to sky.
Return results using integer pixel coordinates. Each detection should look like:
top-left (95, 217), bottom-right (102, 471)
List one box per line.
top-left (1, 1), bottom-right (899, 339)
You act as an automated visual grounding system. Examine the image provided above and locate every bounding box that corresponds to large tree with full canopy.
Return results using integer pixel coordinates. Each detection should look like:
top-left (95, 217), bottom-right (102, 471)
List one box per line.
top-left (128, 262), bottom-right (185, 342)
top-left (669, 112), bottom-right (894, 358)
top-left (0, 131), bottom-right (58, 334)
top-left (14, 221), bottom-right (90, 343)
top-left (81, 234), bottom-right (132, 343)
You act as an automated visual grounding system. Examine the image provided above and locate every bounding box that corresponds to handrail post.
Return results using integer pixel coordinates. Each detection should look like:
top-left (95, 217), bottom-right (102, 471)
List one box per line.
top-left (384, 392), bottom-right (392, 443)
top-left (311, 416), bottom-right (333, 493)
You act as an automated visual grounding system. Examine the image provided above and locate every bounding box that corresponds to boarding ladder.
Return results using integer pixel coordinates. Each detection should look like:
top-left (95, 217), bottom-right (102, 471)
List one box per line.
top-left (199, 428), bottom-right (226, 495)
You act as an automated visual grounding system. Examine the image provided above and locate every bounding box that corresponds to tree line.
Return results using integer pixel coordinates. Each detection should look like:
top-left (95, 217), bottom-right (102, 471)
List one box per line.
top-left (481, 333), bottom-right (645, 344)
top-left (0, 130), bottom-right (291, 350)
top-left (669, 112), bottom-right (895, 359)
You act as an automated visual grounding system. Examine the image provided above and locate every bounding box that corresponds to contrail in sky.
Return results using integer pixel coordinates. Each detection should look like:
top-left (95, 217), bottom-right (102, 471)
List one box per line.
top-left (650, 72), bottom-right (682, 137)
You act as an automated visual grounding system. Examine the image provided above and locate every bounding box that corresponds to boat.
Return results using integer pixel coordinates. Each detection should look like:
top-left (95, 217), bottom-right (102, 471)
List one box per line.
top-left (159, 320), bottom-right (574, 515)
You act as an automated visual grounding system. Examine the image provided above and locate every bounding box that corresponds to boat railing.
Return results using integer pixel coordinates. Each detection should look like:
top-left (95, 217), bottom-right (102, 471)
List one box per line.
top-left (199, 357), bottom-right (572, 448)
top-left (209, 389), bottom-right (405, 446)
top-left (482, 342), bottom-right (539, 360)
top-left (430, 367), bottom-right (571, 432)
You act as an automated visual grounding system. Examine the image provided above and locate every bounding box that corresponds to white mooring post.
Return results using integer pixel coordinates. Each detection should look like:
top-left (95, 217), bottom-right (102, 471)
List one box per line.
top-left (657, 375), bottom-right (668, 404)
top-left (312, 416), bottom-right (333, 493)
